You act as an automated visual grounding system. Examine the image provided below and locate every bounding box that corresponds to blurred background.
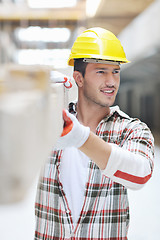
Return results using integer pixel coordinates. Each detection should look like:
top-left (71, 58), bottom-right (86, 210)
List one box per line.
top-left (0, 0), bottom-right (159, 239)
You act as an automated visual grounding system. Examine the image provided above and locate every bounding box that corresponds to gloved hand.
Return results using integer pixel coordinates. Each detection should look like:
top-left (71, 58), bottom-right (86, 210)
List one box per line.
top-left (55, 109), bottom-right (90, 149)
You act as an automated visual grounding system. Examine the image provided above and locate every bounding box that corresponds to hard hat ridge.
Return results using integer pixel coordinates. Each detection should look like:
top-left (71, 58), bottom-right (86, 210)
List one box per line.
top-left (68, 27), bottom-right (129, 66)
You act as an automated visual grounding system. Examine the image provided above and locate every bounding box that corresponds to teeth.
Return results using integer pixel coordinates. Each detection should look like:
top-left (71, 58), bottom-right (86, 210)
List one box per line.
top-left (103, 90), bottom-right (113, 93)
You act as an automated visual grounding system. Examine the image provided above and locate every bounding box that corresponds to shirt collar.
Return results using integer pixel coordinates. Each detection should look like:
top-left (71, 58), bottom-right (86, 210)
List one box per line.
top-left (68, 102), bottom-right (130, 120)
top-left (109, 106), bottom-right (130, 119)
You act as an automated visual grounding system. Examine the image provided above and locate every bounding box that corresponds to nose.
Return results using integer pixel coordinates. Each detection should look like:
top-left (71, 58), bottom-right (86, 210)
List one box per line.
top-left (104, 72), bottom-right (116, 87)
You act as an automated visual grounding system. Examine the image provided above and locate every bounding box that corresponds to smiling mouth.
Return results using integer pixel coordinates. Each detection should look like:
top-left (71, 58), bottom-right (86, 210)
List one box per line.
top-left (102, 90), bottom-right (114, 93)
top-left (100, 89), bottom-right (115, 94)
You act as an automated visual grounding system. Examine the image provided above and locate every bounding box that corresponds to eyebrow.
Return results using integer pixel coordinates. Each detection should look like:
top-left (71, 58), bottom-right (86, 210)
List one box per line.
top-left (95, 67), bottom-right (120, 70)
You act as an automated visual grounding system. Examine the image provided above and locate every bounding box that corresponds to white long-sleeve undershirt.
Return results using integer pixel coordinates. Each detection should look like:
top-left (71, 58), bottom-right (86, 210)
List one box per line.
top-left (102, 143), bottom-right (152, 190)
top-left (59, 141), bottom-right (152, 225)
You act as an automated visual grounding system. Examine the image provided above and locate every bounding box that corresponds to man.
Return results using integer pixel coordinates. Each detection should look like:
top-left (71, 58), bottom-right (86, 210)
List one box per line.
top-left (35, 27), bottom-right (154, 239)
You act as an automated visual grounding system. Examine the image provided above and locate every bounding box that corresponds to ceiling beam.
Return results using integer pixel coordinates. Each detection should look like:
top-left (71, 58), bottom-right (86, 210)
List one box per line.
top-left (0, 1), bottom-right (86, 21)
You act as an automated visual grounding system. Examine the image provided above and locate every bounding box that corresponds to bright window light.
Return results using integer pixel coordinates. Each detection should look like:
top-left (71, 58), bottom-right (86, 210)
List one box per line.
top-left (15, 49), bottom-right (70, 69)
top-left (15, 27), bottom-right (71, 43)
top-left (86, 0), bottom-right (101, 17)
top-left (28, 0), bottom-right (77, 8)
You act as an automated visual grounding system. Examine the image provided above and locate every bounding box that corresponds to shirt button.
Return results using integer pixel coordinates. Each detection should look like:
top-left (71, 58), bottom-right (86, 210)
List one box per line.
top-left (66, 209), bottom-right (70, 214)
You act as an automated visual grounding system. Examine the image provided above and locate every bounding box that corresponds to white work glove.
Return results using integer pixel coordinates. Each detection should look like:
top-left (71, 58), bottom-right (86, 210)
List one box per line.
top-left (55, 109), bottom-right (90, 149)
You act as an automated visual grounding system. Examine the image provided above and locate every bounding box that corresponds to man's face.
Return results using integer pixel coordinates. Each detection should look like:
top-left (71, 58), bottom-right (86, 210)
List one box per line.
top-left (81, 63), bottom-right (120, 108)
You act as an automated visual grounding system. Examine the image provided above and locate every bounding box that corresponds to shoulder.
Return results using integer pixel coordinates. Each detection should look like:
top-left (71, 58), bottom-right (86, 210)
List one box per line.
top-left (109, 106), bottom-right (145, 128)
top-left (102, 106), bottom-right (154, 144)
top-left (108, 105), bottom-right (139, 128)
top-left (110, 106), bottom-right (154, 146)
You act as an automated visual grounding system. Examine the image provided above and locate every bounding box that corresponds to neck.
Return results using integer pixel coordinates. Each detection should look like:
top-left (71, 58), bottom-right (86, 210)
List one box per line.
top-left (76, 99), bottom-right (110, 133)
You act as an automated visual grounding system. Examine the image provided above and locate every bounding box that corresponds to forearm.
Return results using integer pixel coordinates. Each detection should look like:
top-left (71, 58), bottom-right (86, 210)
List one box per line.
top-left (102, 144), bottom-right (152, 189)
top-left (79, 131), bottom-right (112, 170)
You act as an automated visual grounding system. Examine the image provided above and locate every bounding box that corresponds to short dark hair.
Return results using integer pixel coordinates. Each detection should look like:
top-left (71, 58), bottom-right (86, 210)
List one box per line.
top-left (74, 59), bottom-right (88, 78)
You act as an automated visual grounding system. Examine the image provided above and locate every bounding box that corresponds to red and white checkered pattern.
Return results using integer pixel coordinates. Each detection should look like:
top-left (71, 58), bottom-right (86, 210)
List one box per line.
top-left (35, 105), bottom-right (154, 240)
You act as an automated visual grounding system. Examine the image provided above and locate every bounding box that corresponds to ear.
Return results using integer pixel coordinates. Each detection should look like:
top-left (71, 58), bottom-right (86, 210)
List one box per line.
top-left (73, 71), bottom-right (84, 87)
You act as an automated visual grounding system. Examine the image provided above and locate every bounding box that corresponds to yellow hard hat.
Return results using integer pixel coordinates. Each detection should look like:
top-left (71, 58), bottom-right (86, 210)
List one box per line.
top-left (68, 27), bottom-right (129, 66)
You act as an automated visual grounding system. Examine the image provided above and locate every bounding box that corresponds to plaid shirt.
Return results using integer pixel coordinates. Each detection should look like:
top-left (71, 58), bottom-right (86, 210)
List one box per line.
top-left (35, 105), bottom-right (154, 240)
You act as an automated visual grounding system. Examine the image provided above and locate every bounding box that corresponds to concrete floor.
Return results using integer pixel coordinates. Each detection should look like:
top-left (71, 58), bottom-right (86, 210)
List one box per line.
top-left (0, 133), bottom-right (159, 240)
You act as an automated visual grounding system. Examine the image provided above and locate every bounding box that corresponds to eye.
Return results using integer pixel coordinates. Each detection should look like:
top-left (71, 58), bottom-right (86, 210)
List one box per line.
top-left (96, 70), bottom-right (105, 74)
top-left (113, 69), bottom-right (120, 74)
